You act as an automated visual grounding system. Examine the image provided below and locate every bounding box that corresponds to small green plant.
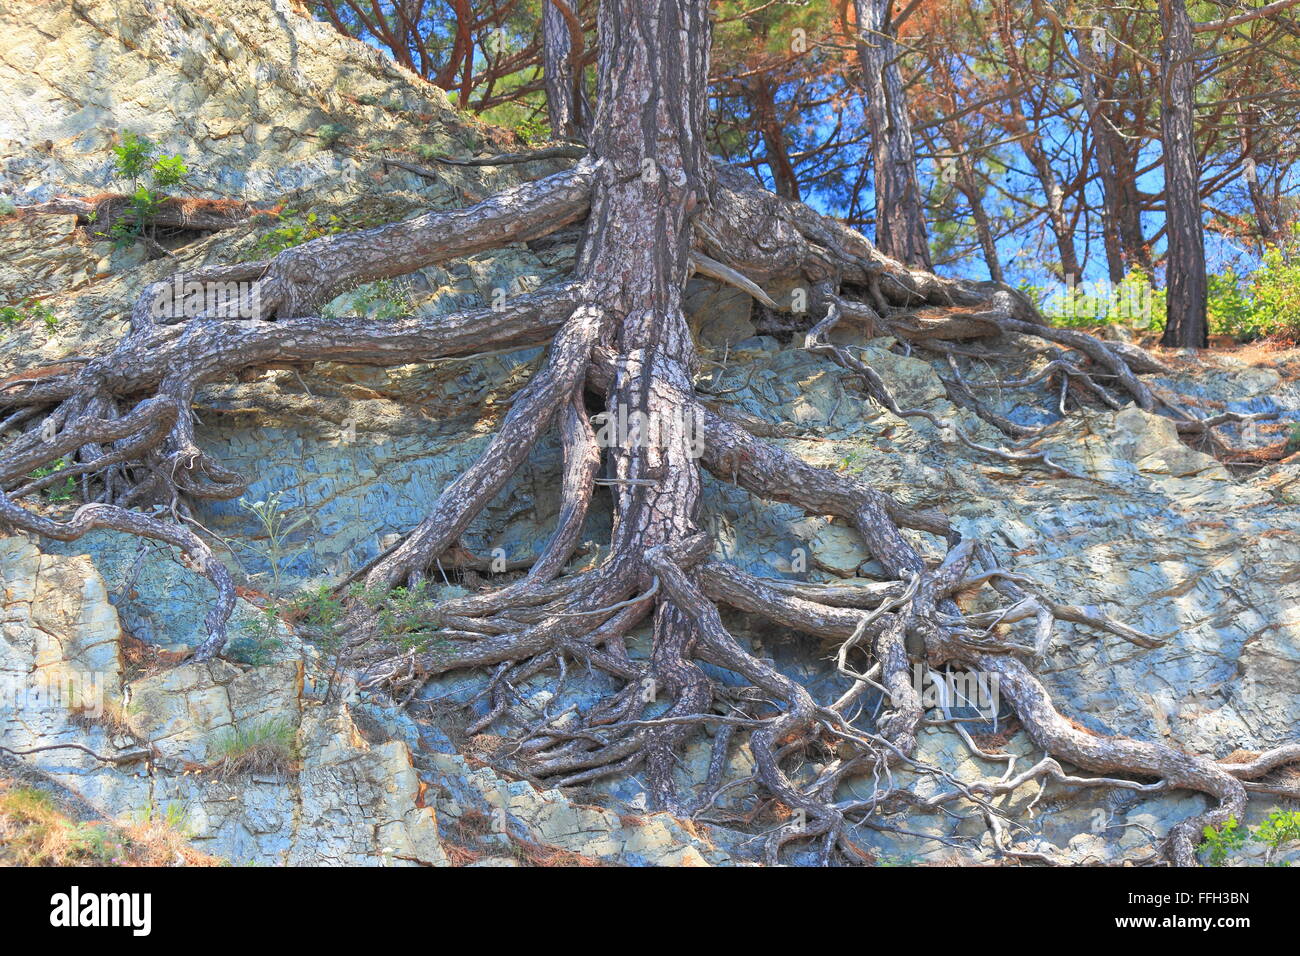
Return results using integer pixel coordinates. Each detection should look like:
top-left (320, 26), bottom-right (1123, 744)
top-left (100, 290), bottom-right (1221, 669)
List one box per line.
top-left (317, 123), bottom-right (349, 148)
top-left (108, 184), bottom-right (166, 246)
top-left (0, 298), bottom-right (57, 336)
top-left (245, 208), bottom-right (344, 259)
top-left (1253, 809), bottom-right (1300, 865)
top-left (512, 113), bottom-right (551, 146)
top-left (345, 579), bottom-right (447, 653)
top-left (1286, 424), bottom-right (1300, 455)
top-left (112, 131), bottom-right (156, 182)
top-left (136, 798), bottom-right (191, 835)
top-left (1197, 810), bottom-right (1300, 866)
top-left (287, 583), bottom-right (345, 629)
top-left (228, 603), bottom-right (284, 666)
top-left (28, 457), bottom-right (76, 502)
top-left (354, 277), bottom-right (416, 319)
top-left (149, 153), bottom-right (189, 189)
top-left (210, 717), bottom-right (298, 777)
top-left (1197, 817), bottom-right (1248, 866)
top-left (105, 132), bottom-right (192, 246)
top-left (0, 197), bottom-right (15, 217)
top-left (236, 491), bottom-right (313, 595)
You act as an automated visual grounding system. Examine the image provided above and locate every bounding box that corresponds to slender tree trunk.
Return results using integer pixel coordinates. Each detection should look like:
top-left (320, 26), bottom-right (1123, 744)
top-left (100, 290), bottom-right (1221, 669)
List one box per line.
top-left (960, 155), bottom-right (1004, 283)
top-left (1108, 58), bottom-right (1152, 272)
top-left (1111, 139), bottom-right (1152, 272)
top-left (543, 0), bottom-right (588, 141)
top-left (930, 63), bottom-right (1003, 282)
top-left (1237, 105), bottom-right (1280, 251)
top-left (749, 75), bottom-right (801, 201)
top-left (1076, 26), bottom-right (1127, 284)
top-left (853, 0), bottom-right (932, 268)
top-left (995, 4), bottom-right (1081, 285)
top-left (1111, 47), bottom-right (1154, 272)
top-left (1158, 0), bottom-right (1208, 348)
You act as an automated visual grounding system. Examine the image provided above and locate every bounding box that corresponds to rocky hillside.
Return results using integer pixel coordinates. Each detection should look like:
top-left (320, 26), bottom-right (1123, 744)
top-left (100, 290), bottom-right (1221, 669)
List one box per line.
top-left (1, 0), bottom-right (1298, 866)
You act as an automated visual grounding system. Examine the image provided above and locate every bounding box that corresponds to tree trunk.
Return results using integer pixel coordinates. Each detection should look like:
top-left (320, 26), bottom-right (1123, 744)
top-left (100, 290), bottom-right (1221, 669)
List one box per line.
top-left (543, 0), bottom-right (588, 142)
top-left (853, 0), bottom-right (932, 269)
top-left (749, 75), bottom-right (801, 201)
top-left (1237, 105), bottom-right (1280, 250)
top-left (1158, 0), bottom-right (1208, 348)
top-left (573, 0), bottom-right (711, 807)
top-left (929, 62), bottom-right (1003, 282)
top-left (995, 4), bottom-right (1081, 286)
top-left (960, 154), bottom-right (1004, 284)
top-left (1075, 26), bottom-right (1128, 284)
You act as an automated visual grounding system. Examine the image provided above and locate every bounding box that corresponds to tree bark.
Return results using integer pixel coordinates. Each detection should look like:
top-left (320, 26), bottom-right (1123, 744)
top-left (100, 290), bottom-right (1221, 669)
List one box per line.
top-left (1075, 25), bottom-right (1128, 284)
top-left (581, 0), bottom-right (711, 808)
top-left (749, 74), bottom-right (801, 201)
top-left (542, 0), bottom-right (588, 142)
top-left (929, 59), bottom-right (1003, 282)
top-left (1158, 0), bottom-right (1209, 348)
top-left (853, 0), bottom-right (932, 269)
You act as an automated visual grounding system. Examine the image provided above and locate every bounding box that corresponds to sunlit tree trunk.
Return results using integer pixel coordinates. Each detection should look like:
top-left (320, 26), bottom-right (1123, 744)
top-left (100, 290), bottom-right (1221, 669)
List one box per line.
top-left (853, 0), bottom-right (931, 268)
top-left (543, 0), bottom-right (589, 141)
top-left (1158, 0), bottom-right (1208, 348)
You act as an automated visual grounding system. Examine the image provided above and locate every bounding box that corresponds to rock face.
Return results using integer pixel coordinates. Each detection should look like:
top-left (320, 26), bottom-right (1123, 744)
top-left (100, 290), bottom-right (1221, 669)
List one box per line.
top-left (2, 0), bottom-right (1299, 866)
top-left (0, 536), bottom-right (745, 865)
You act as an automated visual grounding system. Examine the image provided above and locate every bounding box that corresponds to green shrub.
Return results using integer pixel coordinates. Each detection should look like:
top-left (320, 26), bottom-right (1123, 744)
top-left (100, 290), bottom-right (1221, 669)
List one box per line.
top-left (228, 604), bottom-right (284, 666)
top-left (245, 208), bottom-right (344, 259)
top-left (28, 457), bottom-right (76, 501)
top-left (1242, 244), bottom-right (1300, 338)
top-left (317, 123), bottom-right (349, 148)
top-left (1197, 817), bottom-right (1248, 866)
top-left (287, 583), bottom-right (345, 629)
top-left (1029, 244), bottom-right (1300, 342)
top-left (1198, 809), bottom-right (1300, 866)
top-left (112, 131), bottom-right (155, 182)
top-left (354, 277), bottom-right (415, 319)
top-left (1206, 233), bottom-right (1300, 340)
top-left (0, 298), bottom-right (57, 335)
top-left (1253, 809), bottom-right (1300, 865)
top-left (1030, 269), bottom-right (1166, 332)
top-left (149, 153), bottom-right (189, 189)
top-left (347, 580), bottom-right (445, 652)
top-left (106, 132), bottom-right (192, 246)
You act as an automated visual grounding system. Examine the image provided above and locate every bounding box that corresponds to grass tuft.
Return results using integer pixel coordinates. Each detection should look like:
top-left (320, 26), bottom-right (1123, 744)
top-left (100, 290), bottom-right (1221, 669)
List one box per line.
top-left (209, 717), bottom-right (299, 778)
